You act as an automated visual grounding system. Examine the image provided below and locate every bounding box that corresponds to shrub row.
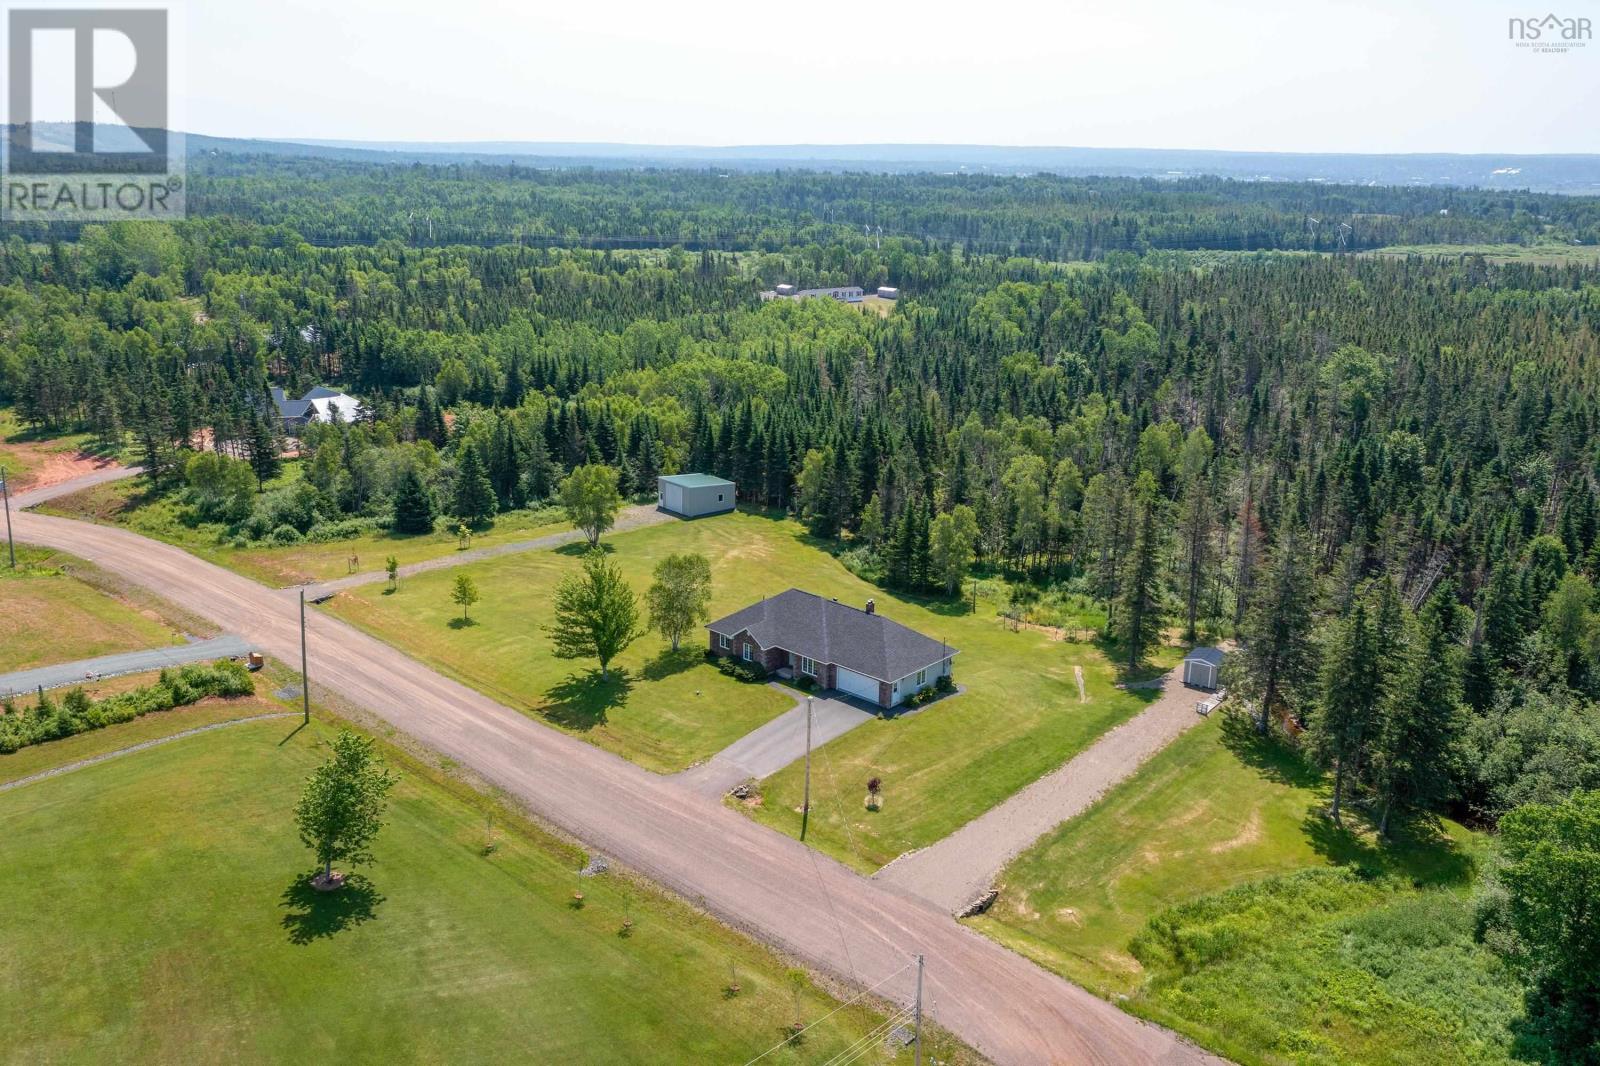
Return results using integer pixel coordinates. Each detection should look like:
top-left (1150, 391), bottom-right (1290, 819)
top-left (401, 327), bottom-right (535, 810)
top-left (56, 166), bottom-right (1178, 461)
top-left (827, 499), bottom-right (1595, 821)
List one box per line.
top-left (0, 660), bottom-right (255, 754)
top-left (706, 651), bottom-right (768, 684)
top-left (903, 673), bottom-right (957, 708)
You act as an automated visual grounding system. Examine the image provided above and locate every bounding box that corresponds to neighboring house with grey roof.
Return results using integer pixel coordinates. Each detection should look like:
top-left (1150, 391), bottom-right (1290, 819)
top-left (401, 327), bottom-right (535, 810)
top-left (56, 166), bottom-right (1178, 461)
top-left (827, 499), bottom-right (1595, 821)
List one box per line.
top-left (706, 589), bottom-right (958, 708)
top-left (270, 385), bottom-right (362, 435)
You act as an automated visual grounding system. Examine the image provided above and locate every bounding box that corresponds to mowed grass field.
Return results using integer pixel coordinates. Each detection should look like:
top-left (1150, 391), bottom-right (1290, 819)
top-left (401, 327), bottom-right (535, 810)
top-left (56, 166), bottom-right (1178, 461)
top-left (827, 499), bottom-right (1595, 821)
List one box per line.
top-left (325, 513), bottom-right (797, 773)
top-left (40, 474), bottom-right (568, 586)
top-left (744, 618), bottom-right (1180, 873)
top-left (0, 546), bottom-right (191, 674)
top-left (971, 713), bottom-right (1513, 1065)
top-left (0, 713), bottom-right (920, 1065)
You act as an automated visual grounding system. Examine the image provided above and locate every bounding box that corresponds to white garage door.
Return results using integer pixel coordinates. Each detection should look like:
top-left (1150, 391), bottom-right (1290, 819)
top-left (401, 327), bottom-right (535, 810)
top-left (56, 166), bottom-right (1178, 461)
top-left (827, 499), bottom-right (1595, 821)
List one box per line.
top-left (834, 666), bottom-right (880, 704)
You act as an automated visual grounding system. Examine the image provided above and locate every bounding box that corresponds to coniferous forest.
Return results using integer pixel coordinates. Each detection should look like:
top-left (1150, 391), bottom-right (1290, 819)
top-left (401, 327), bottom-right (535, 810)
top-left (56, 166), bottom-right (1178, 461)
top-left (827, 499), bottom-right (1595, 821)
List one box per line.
top-left (7, 154), bottom-right (1600, 1059)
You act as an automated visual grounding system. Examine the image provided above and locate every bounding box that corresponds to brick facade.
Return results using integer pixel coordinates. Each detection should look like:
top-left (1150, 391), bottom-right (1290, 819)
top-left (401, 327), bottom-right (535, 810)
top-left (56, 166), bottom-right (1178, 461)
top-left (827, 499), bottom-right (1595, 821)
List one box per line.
top-left (708, 629), bottom-right (784, 672)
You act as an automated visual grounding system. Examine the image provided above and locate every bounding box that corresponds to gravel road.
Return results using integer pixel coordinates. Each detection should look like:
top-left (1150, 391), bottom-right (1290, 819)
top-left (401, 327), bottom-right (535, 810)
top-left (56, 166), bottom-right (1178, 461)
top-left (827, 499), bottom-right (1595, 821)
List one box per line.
top-left (11, 478), bottom-right (1227, 1066)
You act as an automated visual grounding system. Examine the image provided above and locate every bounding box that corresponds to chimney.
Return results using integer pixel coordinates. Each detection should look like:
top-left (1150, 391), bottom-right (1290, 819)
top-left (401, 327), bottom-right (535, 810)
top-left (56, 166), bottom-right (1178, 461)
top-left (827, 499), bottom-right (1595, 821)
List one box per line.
top-left (865, 599), bottom-right (876, 615)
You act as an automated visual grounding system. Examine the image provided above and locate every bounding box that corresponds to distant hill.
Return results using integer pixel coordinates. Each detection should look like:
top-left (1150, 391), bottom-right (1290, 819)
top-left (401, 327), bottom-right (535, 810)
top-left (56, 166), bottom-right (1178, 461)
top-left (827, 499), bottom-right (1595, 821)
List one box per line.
top-left (225, 136), bottom-right (1600, 195)
top-left (9, 123), bottom-right (1600, 194)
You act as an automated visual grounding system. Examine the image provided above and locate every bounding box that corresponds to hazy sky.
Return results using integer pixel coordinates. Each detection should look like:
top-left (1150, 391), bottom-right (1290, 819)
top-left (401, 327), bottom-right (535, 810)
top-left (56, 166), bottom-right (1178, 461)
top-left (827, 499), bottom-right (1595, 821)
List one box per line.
top-left (127, 0), bottom-right (1600, 152)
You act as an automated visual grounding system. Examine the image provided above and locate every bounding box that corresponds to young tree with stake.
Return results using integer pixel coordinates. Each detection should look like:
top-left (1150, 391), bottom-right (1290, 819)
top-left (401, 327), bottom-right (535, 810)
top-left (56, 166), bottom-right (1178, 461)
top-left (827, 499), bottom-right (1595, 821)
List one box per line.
top-left (451, 573), bottom-right (479, 622)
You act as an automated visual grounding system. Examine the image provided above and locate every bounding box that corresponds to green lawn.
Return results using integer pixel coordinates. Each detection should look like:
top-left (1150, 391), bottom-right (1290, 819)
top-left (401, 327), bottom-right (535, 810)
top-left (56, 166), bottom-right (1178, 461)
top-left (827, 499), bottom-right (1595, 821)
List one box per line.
top-left (0, 546), bottom-right (189, 674)
top-left (0, 714), bottom-right (924, 1064)
top-left (971, 713), bottom-right (1513, 1065)
top-left (39, 475), bottom-right (567, 586)
top-left (325, 513), bottom-right (797, 773)
top-left (744, 617), bottom-right (1181, 873)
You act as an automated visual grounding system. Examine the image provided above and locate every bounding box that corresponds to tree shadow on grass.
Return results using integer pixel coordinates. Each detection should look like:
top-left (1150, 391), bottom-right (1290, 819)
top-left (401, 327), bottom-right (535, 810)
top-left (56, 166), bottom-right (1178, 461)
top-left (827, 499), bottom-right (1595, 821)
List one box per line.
top-left (280, 872), bottom-right (384, 945)
top-left (1300, 806), bottom-right (1476, 888)
top-left (447, 616), bottom-right (479, 630)
top-left (543, 670), bottom-right (633, 731)
top-left (1219, 712), bottom-right (1325, 790)
top-left (640, 647), bottom-right (701, 682)
top-left (555, 540), bottom-right (612, 557)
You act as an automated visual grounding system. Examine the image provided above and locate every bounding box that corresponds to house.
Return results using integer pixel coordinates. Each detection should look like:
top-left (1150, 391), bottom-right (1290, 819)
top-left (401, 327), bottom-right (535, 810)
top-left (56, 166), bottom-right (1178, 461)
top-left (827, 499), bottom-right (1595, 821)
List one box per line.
top-left (707, 589), bottom-right (958, 709)
top-left (270, 385), bottom-right (362, 434)
top-left (1182, 647), bottom-right (1225, 690)
top-left (760, 284), bottom-right (866, 303)
top-left (657, 473), bottom-right (735, 518)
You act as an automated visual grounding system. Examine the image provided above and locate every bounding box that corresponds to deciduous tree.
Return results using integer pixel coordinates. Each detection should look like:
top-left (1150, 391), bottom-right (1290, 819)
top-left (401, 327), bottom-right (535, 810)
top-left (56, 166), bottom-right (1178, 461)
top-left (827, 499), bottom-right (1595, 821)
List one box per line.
top-left (549, 549), bottom-right (643, 680)
top-left (559, 463), bottom-right (623, 547)
top-left (294, 730), bottom-right (398, 887)
top-left (645, 552), bottom-right (712, 651)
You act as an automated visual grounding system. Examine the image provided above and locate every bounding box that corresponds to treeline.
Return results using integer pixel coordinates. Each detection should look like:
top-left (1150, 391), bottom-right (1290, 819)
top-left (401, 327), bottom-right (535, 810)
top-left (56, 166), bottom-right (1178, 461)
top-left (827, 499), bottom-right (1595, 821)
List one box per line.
top-left (10, 155), bottom-right (1600, 255)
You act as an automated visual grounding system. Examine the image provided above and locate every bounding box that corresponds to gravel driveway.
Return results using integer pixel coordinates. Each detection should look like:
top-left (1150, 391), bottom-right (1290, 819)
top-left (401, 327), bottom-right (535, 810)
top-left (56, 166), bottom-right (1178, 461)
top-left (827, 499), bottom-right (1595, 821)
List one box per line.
top-left (874, 657), bottom-right (1220, 913)
top-left (305, 503), bottom-right (676, 599)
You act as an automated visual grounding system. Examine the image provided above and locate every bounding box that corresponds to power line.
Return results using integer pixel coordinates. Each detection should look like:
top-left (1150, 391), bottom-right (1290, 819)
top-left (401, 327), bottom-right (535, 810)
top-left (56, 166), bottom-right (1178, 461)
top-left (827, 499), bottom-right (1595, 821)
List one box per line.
top-left (740, 961), bottom-right (913, 1066)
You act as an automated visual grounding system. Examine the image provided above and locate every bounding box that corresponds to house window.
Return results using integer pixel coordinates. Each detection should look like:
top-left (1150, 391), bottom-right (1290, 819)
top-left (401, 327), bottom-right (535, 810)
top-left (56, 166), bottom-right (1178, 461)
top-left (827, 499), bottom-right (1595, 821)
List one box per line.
top-left (916, 668), bottom-right (927, 687)
top-left (799, 656), bottom-right (817, 675)
top-left (719, 633), bottom-right (730, 650)
top-left (742, 644), bottom-right (753, 662)
top-left (718, 494), bottom-right (724, 502)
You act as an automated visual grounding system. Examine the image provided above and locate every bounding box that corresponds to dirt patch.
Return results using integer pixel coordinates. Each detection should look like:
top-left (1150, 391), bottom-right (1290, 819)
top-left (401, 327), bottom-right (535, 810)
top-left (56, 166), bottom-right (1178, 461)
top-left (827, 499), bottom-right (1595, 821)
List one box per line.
top-left (14, 449), bottom-right (121, 492)
top-left (1207, 810), bottom-right (1264, 853)
top-left (1054, 906), bottom-right (1084, 928)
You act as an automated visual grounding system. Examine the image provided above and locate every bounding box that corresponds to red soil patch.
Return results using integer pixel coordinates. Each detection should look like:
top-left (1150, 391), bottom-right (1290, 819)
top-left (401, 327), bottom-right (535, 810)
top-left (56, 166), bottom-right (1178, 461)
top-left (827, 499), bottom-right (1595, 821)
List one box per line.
top-left (12, 447), bottom-right (120, 492)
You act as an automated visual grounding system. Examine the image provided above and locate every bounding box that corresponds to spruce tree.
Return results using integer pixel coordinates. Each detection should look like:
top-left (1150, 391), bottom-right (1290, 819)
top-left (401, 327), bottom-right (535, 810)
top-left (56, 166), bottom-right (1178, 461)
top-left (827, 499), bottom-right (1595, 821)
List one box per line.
top-left (1115, 474), bottom-right (1165, 672)
top-left (1371, 584), bottom-right (1463, 834)
top-left (1237, 518), bottom-right (1318, 733)
top-left (1309, 601), bottom-right (1381, 827)
top-left (391, 466), bottom-right (436, 534)
top-left (452, 444), bottom-right (498, 526)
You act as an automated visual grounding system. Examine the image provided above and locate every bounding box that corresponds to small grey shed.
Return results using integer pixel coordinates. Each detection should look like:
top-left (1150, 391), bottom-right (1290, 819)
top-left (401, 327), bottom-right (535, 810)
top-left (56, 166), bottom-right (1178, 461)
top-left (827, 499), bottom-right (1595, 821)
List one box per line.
top-left (1182, 647), bottom-right (1225, 690)
top-left (657, 473), bottom-right (735, 518)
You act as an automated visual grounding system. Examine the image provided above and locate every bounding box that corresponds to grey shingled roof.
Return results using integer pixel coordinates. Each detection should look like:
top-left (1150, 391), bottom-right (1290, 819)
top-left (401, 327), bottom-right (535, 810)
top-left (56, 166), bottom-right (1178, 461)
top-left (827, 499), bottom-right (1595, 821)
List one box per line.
top-left (707, 589), bottom-right (958, 683)
top-left (1184, 647), bottom-right (1225, 667)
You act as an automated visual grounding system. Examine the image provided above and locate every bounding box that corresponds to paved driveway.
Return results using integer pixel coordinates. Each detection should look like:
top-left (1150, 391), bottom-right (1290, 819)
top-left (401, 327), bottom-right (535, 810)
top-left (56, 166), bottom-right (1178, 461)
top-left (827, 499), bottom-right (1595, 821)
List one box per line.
top-left (674, 687), bottom-right (878, 796)
top-left (0, 634), bottom-right (252, 698)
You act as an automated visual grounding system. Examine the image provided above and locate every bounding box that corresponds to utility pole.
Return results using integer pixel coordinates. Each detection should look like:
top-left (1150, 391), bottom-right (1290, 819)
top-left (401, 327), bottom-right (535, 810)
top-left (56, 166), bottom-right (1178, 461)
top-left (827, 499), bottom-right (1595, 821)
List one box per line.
top-left (1, 465), bottom-right (13, 569)
top-left (913, 953), bottom-right (925, 1066)
top-left (800, 694), bottom-right (813, 840)
top-left (299, 588), bottom-right (310, 725)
